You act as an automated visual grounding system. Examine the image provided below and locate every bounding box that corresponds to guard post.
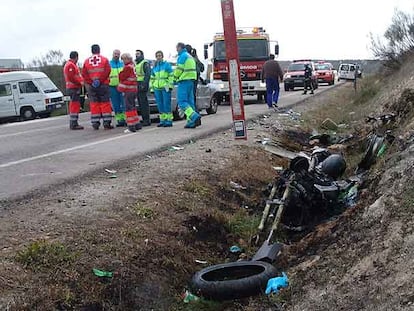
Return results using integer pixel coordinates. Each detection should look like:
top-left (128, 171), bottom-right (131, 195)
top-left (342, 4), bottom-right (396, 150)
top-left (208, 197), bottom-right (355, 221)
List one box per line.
top-left (220, 0), bottom-right (247, 140)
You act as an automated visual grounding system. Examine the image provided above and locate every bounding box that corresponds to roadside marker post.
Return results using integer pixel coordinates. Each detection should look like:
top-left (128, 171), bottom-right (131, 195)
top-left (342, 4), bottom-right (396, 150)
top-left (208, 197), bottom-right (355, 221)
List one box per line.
top-left (220, 0), bottom-right (247, 140)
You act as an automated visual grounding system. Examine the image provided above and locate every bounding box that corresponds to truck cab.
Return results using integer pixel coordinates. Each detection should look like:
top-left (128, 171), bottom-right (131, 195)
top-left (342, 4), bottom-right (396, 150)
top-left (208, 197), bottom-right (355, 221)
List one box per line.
top-left (204, 27), bottom-right (279, 104)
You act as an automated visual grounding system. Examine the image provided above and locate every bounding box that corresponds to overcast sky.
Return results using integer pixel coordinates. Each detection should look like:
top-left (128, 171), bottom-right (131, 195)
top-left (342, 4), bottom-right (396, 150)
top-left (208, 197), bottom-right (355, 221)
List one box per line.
top-left (0, 0), bottom-right (413, 65)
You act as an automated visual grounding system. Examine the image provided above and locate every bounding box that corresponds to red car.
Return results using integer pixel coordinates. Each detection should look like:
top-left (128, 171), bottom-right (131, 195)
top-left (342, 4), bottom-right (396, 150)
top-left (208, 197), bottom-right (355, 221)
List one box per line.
top-left (315, 62), bottom-right (335, 85)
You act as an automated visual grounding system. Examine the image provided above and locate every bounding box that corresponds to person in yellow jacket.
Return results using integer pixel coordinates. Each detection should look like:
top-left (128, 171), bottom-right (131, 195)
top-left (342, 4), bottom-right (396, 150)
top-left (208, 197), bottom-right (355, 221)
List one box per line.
top-left (135, 49), bottom-right (151, 126)
top-left (109, 49), bottom-right (126, 127)
top-left (150, 51), bottom-right (174, 127)
top-left (173, 42), bottom-right (201, 128)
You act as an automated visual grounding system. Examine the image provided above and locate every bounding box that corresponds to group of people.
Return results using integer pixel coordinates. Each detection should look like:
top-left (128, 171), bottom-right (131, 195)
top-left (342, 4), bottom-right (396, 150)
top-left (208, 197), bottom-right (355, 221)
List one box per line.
top-left (63, 42), bottom-right (204, 132)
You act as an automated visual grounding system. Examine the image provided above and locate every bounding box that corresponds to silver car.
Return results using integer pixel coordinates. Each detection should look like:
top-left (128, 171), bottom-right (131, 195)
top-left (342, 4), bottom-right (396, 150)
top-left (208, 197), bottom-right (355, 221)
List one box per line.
top-left (140, 81), bottom-right (219, 120)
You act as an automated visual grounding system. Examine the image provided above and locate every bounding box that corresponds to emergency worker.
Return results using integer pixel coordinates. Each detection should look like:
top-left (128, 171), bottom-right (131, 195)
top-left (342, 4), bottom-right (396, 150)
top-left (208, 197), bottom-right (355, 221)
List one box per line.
top-left (135, 49), bottom-right (151, 126)
top-left (261, 54), bottom-right (284, 108)
top-left (82, 44), bottom-right (113, 129)
top-left (186, 45), bottom-right (204, 127)
top-left (173, 42), bottom-right (200, 128)
top-left (303, 63), bottom-right (314, 95)
top-left (63, 51), bottom-right (84, 130)
top-left (150, 50), bottom-right (174, 127)
top-left (118, 53), bottom-right (141, 133)
top-left (109, 49), bottom-right (126, 127)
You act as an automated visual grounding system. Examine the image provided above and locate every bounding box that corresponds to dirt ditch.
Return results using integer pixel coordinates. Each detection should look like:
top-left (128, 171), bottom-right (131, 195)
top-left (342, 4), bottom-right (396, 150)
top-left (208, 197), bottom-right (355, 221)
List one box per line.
top-left (1, 72), bottom-right (414, 310)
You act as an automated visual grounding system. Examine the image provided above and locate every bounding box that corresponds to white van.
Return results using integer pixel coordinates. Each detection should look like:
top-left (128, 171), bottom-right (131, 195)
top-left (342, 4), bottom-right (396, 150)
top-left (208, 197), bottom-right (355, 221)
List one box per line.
top-left (0, 71), bottom-right (64, 120)
top-left (338, 63), bottom-right (362, 81)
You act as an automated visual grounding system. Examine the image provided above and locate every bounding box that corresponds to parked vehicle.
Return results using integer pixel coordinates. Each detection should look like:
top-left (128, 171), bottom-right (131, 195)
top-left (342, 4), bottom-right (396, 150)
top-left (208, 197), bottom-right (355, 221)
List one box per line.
top-left (204, 26), bottom-right (279, 103)
top-left (314, 61), bottom-right (336, 85)
top-left (143, 81), bottom-right (219, 120)
top-left (0, 71), bottom-right (64, 120)
top-left (283, 60), bottom-right (319, 91)
top-left (338, 63), bottom-right (362, 81)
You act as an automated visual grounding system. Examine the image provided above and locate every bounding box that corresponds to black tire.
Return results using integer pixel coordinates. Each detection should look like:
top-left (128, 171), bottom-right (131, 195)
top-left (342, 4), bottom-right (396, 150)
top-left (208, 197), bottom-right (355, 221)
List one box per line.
top-left (20, 107), bottom-right (36, 121)
top-left (284, 84), bottom-right (289, 92)
top-left (189, 261), bottom-right (278, 301)
top-left (206, 97), bottom-right (218, 114)
top-left (173, 106), bottom-right (185, 121)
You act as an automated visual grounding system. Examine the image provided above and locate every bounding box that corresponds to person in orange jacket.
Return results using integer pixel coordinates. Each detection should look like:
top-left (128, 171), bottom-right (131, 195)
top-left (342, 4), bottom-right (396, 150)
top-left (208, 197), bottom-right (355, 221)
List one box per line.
top-left (63, 51), bottom-right (84, 130)
top-left (118, 53), bottom-right (142, 133)
top-left (82, 44), bottom-right (113, 130)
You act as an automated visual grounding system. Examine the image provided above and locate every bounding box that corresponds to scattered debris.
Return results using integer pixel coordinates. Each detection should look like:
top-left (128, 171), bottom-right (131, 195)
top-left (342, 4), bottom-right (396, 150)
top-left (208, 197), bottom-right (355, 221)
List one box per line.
top-left (205, 148), bottom-right (212, 153)
top-left (182, 290), bottom-right (200, 303)
top-left (272, 166), bottom-right (284, 171)
top-left (264, 143), bottom-right (298, 159)
top-left (321, 118), bottom-right (338, 130)
top-left (195, 259), bottom-right (208, 264)
top-left (229, 181), bottom-right (247, 190)
top-left (265, 272), bottom-right (289, 295)
top-left (229, 245), bottom-right (242, 253)
top-left (145, 155), bottom-right (152, 159)
top-left (92, 268), bottom-right (113, 278)
top-left (169, 146), bottom-right (184, 151)
top-left (104, 168), bottom-right (117, 174)
top-left (109, 174), bottom-right (117, 179)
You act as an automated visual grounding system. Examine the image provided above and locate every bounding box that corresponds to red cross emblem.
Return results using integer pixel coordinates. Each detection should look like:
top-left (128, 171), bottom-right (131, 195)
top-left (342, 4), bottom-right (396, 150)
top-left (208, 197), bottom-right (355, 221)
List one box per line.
top-left (89, 55), bottom-right (102, 67)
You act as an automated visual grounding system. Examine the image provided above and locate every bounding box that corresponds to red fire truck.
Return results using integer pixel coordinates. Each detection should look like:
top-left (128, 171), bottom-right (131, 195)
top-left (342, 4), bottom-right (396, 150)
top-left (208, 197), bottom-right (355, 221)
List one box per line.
top-left (204, 27), bottom-right (279, 104)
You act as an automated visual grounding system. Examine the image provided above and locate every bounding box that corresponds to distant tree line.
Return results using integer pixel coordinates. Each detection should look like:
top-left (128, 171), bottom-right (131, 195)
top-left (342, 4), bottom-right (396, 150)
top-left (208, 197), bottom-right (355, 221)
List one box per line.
top-left (370, 8), bottom-right (414, 69)
top-left (26, 50), bottom-right (66, 92)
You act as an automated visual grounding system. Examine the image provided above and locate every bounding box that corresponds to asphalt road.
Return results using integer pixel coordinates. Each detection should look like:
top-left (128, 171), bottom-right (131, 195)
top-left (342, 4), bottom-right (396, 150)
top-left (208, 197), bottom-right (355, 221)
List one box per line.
top-left (0, 85), bottom-right (338, 200)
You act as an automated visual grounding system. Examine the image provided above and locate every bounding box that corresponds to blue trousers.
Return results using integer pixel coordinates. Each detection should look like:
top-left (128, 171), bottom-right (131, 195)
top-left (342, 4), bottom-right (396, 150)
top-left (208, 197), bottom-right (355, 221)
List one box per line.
top-left (265, 78), bottom-right (280, 107)
top-left (177, 80), bottom-right (195, 111)
top-left (109, 86), bottom-right (125, 121)
top-left (154, 89), bottom-right (171, 113)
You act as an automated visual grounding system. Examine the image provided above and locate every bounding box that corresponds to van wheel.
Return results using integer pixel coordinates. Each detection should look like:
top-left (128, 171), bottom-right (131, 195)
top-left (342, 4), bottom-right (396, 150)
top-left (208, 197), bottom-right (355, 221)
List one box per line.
top-left (173, 106), bottom-right (186, 121)
top-left (206, 97), bottom-right (218, 114)
top-left (21, 107), bottom-right (36, 120)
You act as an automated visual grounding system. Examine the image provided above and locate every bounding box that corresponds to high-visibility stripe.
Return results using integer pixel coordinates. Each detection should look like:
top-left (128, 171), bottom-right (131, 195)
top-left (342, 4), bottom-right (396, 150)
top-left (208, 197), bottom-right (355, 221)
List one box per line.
top-left (118, 84), bottom-right (137, 90)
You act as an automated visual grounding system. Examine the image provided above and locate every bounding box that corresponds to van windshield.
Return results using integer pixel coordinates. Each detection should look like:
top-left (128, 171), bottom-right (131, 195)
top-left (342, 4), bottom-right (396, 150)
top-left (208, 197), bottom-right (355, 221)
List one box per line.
top-left (35, 77), bottom-right (60, 93)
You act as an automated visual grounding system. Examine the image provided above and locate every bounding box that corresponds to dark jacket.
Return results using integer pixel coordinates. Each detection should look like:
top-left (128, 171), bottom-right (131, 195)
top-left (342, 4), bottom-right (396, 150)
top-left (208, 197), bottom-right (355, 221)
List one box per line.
top-left (261, 60), bottom-right (284, 82)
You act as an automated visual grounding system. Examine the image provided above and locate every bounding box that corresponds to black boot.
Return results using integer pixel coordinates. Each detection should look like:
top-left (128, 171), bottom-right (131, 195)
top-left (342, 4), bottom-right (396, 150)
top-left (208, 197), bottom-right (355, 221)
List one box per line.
top-left (103, 121), bottom-right (114, 130)
top-left (70, 121), bottom-right (84, 130)
top-left (92, 122), bottom-right (100, 130)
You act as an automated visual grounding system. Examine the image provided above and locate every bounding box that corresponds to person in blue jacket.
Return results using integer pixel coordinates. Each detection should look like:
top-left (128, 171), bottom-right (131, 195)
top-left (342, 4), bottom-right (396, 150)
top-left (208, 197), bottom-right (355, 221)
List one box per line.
top-left (109, 49), bottom-right (126, 126)
top-left (150, 51), bottom-right (174, 127)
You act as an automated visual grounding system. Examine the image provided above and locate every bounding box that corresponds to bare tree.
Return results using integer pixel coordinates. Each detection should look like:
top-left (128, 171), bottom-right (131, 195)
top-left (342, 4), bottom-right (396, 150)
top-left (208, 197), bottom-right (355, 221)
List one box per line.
top-left (370, 8), bottom-right (414, 69)
top-left (26, 50), bottom-right (66, 91)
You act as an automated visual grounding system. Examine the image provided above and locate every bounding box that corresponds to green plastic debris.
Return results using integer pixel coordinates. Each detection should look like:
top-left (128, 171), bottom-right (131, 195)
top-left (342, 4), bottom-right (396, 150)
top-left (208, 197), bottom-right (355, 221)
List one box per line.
top-left (182, 290), bottom-right (199, 303)
top-left (93, 268), bottom-right (113, 278)
top-left (377, 143), bottom-right (387, 157)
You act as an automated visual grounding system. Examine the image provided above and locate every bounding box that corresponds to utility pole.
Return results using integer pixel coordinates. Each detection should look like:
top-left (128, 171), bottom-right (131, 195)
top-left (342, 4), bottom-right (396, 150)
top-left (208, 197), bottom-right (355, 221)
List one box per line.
top-left (220, 0), bottom-right (247, 140)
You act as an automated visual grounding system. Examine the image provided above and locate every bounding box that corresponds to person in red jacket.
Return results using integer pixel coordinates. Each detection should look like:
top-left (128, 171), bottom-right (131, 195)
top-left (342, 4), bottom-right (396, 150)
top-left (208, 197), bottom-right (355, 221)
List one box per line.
top-left (118, 53), bottom-right (142, 133)
top-left (63, 51), bottom-right (84, 130)
top-left (82, 44), bottom-right (113, 130)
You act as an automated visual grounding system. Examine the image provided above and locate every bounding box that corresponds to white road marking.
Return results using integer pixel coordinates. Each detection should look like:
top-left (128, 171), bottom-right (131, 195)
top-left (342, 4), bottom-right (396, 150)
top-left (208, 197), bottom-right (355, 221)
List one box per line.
top-left (0, 128), bottom-right (156, 169)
